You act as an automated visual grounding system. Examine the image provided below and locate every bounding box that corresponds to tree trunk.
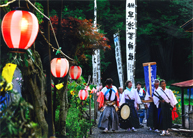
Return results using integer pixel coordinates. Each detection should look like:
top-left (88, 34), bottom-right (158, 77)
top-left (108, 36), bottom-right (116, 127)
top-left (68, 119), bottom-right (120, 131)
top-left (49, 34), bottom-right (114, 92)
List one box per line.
top-left (20, 51), bottom-right (48, 138)
top-left (58, 74), bottom-right (69, 137)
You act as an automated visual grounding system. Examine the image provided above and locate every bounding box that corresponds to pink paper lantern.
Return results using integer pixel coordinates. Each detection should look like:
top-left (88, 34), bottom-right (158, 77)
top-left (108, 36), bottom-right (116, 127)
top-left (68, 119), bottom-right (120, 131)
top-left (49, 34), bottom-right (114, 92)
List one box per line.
top-left (51, 58), bottom-right (69, 78)
top-left (69, 66), bottom-right (82, 80)
top-left (1, 10), bottom-right (39, 53)
top-left (78, 89), bottom-right (88, 100)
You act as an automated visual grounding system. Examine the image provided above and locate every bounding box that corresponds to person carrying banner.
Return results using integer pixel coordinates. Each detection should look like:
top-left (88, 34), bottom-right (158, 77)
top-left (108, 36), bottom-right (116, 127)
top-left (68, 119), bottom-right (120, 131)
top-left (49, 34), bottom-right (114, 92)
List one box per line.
top-left (145, 79), bottom-right (160, 132)
top-left (153, 80), bottom-right (178, 136)
top-left (120, 80), bottom-right (141, 132)
top-left (97, 78), bottom-right (119, 132)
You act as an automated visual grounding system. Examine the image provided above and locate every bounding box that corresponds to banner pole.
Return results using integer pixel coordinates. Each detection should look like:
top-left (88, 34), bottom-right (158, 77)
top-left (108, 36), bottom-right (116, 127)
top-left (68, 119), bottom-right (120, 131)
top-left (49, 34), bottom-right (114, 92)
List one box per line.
top-left (148, 64), bottom-right (152, 97)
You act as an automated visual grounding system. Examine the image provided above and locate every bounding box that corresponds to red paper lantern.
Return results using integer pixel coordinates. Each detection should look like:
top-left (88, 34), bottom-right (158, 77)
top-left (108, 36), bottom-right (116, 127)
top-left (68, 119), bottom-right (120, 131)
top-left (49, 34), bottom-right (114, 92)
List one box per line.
top-left (69, 66), bottom-right (82, 80)
top-left (51, 58), bottom-right (69, 78)
top-left (1, 10), bottom-right (39, 52)
top-left (78, 89), bottom-right (88, 100)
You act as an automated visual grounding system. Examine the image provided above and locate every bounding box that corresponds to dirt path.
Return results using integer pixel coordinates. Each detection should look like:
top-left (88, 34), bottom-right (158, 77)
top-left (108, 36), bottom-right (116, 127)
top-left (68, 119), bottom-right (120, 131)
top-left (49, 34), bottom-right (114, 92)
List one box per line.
top-left (89, 112), bottom-right (189, 138)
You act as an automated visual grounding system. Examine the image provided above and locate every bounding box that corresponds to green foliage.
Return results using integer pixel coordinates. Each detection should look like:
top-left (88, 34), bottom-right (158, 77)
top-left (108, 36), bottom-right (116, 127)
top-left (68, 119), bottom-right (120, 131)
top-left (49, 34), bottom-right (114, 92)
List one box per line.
top-left (55, 76), bottom-right (95, 137)
top-left (66, 107), bottom-right (92, 138)
top-left (1, 0), bottom-right (11, 12)
top-left (62, 6), bottom-right (86, 19)
top-left (0, 90), bottom-right (38, 137)
top-left (34, 2), bottom-right (44, 24)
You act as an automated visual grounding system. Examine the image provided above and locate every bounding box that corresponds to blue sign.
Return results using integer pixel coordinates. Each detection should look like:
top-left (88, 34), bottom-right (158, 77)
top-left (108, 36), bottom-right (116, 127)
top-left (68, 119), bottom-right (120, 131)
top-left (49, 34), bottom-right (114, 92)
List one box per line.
top-left (144, 64), bottom-right (157, 96)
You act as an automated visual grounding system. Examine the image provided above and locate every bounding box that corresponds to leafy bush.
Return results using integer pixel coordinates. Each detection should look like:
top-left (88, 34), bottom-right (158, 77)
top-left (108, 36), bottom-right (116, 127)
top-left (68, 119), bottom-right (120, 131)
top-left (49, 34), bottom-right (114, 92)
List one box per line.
top-left (66, 107), bottom-right (92, 138)
top-left (0, 90), bottom-right (38, 137)
top-left (55, 76), bottom-right (95, 137)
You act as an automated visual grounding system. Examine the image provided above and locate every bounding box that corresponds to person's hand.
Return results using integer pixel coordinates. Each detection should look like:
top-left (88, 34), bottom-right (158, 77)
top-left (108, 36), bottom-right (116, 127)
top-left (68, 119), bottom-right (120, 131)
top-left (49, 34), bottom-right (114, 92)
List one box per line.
top-left (159, 100), bottom-right (165, 103)
top-left (149, 97), bottom-right (153, 100)
top-left (136, 106), bottom-right (139, 111)
top-left (145, 104), bottom-right (148, 109)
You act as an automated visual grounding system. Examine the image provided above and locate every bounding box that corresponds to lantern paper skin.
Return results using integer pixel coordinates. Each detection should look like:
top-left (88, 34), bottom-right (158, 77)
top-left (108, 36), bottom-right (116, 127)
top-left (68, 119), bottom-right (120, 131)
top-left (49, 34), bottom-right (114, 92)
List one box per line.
top-left (51, 58), bottom-right (69, 78)
top-left (1, 10), bottom-right (39, 52)
top-left (79, 90), bottom-right (88, 100)
top-left (69, 66), bottom-right (82, 80)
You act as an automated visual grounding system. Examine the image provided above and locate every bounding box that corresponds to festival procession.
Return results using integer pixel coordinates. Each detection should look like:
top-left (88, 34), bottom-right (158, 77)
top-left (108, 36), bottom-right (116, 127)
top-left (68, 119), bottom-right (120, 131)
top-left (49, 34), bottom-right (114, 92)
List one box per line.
top-left (0, 0), bottom-right (193, 138)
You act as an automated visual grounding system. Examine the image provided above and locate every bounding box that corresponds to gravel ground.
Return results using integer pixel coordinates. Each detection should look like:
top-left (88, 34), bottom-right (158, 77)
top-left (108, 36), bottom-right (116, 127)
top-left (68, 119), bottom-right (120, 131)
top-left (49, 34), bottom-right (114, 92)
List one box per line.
top-left (89, 112), bottom-right (191, 138)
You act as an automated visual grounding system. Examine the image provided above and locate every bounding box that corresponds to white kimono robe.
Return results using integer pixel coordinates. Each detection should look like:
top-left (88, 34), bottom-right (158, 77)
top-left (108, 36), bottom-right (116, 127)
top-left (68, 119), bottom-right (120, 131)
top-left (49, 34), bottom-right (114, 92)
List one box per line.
top-left (136, 88), bottom-right (145, 97)
top-left (120, 88), bottom-right (142, 108)
top-left (101, 85), bottom-right (117, 101)
top-left (153, 88), bottom-right (178, 108)
top-left (145, 87), bottom-right (161, 108)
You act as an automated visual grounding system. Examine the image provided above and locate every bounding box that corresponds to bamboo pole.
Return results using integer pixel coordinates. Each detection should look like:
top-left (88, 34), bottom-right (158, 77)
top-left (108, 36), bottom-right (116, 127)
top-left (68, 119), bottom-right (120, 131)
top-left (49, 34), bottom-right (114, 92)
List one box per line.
top-left (148, 64), bottom-right (152, 97)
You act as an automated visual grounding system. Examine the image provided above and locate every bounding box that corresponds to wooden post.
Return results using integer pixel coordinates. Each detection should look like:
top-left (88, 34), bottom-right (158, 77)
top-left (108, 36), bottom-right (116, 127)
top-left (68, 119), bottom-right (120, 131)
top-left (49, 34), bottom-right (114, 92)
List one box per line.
top-left (94, 92), bottom-right (97, 124)
top-left (181, 88), bottom-right (185, 128)
top-left (53, 79), bottom-right (58, 126)
top-left (189, 88), bottom-right (191, 111)
top-left (89, 97), bottom-right (92, 135)
top-left (45, 0), bottom-right (55, 137)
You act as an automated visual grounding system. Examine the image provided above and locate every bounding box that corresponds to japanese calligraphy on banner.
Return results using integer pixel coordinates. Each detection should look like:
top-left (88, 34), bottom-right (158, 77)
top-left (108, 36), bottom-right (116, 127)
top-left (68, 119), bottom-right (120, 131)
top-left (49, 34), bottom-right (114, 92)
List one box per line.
top-left (143, 62), bottom-right (157, 97)
top-left (92, 50), bottom-right (97, 85)
top-left (113, 33), bottom-right (124, 88)
top-left (92, 0), bottom-right (100, 85)
top-left (97, 49), bottom-right (101, 85)
top-left (126, 0), bottom-right (137, 87)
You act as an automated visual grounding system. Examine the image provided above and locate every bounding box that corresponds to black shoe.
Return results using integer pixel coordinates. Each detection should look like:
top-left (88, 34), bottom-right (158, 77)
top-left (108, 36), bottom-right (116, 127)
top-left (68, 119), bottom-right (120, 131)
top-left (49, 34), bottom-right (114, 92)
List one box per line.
top-left (139, 124), bottom-right (144, 128)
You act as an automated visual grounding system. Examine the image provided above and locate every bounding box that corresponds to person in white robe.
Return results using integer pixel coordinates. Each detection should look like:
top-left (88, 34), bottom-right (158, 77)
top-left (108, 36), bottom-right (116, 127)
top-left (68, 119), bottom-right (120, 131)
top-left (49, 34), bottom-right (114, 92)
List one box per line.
top-left (144, 79), bottom-right (161, 132)
top-left (153, 80), bottom-right (178, 136)
top-left (118, 87), bottom-right (123, 103)
top-left (120, 80), bottom-right (142, 131)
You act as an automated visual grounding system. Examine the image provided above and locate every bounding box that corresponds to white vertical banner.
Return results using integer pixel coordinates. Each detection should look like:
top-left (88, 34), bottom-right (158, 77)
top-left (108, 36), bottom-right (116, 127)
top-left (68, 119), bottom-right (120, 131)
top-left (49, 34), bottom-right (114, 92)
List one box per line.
top-left (113, 33), bottom-right (124, 88)
top-left (126, 0), bottom-right (137, 88)
top-left (92, 50), bottom-right (97, 85)
top-left (97, 49), bottom-right (101, 85)
top-left (92, 0), bottom-right (100, 85)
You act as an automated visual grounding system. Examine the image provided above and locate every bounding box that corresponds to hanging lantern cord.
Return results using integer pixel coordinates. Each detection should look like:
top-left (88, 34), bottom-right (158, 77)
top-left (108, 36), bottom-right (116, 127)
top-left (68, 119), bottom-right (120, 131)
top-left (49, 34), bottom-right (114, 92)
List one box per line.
top-left (18, 0), bottom-right (20, 8)
top-left (25, 0), bottom-right (74, 61)
top-left (0, 0), bottom-right (16, 7)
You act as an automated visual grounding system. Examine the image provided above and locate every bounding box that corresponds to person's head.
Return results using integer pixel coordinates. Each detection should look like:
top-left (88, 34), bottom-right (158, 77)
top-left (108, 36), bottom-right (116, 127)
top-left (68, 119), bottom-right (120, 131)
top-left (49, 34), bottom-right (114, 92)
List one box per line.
top-left (125, 80), bottom-right (132, 88)
top-left (118, 87), bottom-right (123, 94)
top-left (160, 80), bottom-right (166, 89)
top-left (154, 79), bottom-right (160, 89)
top-left (136, 82), bottom-right (142, 90)
top-left (105, 78), bottom-right (113, 87)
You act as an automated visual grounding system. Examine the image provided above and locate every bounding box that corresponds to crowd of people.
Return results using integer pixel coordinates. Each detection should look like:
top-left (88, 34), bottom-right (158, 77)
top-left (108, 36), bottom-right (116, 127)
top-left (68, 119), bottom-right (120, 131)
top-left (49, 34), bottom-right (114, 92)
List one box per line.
top-left (97, 78), bottom-right (178, 136)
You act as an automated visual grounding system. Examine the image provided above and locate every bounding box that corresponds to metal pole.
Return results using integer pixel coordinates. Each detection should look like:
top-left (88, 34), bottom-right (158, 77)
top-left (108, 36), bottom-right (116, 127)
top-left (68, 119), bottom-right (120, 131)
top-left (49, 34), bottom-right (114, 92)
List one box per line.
top-left (181, 88), bottom-right (185, 128)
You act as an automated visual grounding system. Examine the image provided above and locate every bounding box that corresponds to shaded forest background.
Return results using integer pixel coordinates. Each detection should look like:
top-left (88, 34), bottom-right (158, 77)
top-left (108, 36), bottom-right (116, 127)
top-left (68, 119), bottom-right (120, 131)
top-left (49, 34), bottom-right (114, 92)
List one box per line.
top-left (1, 0), bottom-right (193, 87)
top-left (46, 0), bottom-right (193, 87)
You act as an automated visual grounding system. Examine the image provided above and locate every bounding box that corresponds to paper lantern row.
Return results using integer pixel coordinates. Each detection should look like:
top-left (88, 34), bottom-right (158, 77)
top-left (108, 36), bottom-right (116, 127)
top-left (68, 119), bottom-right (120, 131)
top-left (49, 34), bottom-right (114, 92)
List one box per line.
top-left (51, 58), bottom-right (82, 79)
